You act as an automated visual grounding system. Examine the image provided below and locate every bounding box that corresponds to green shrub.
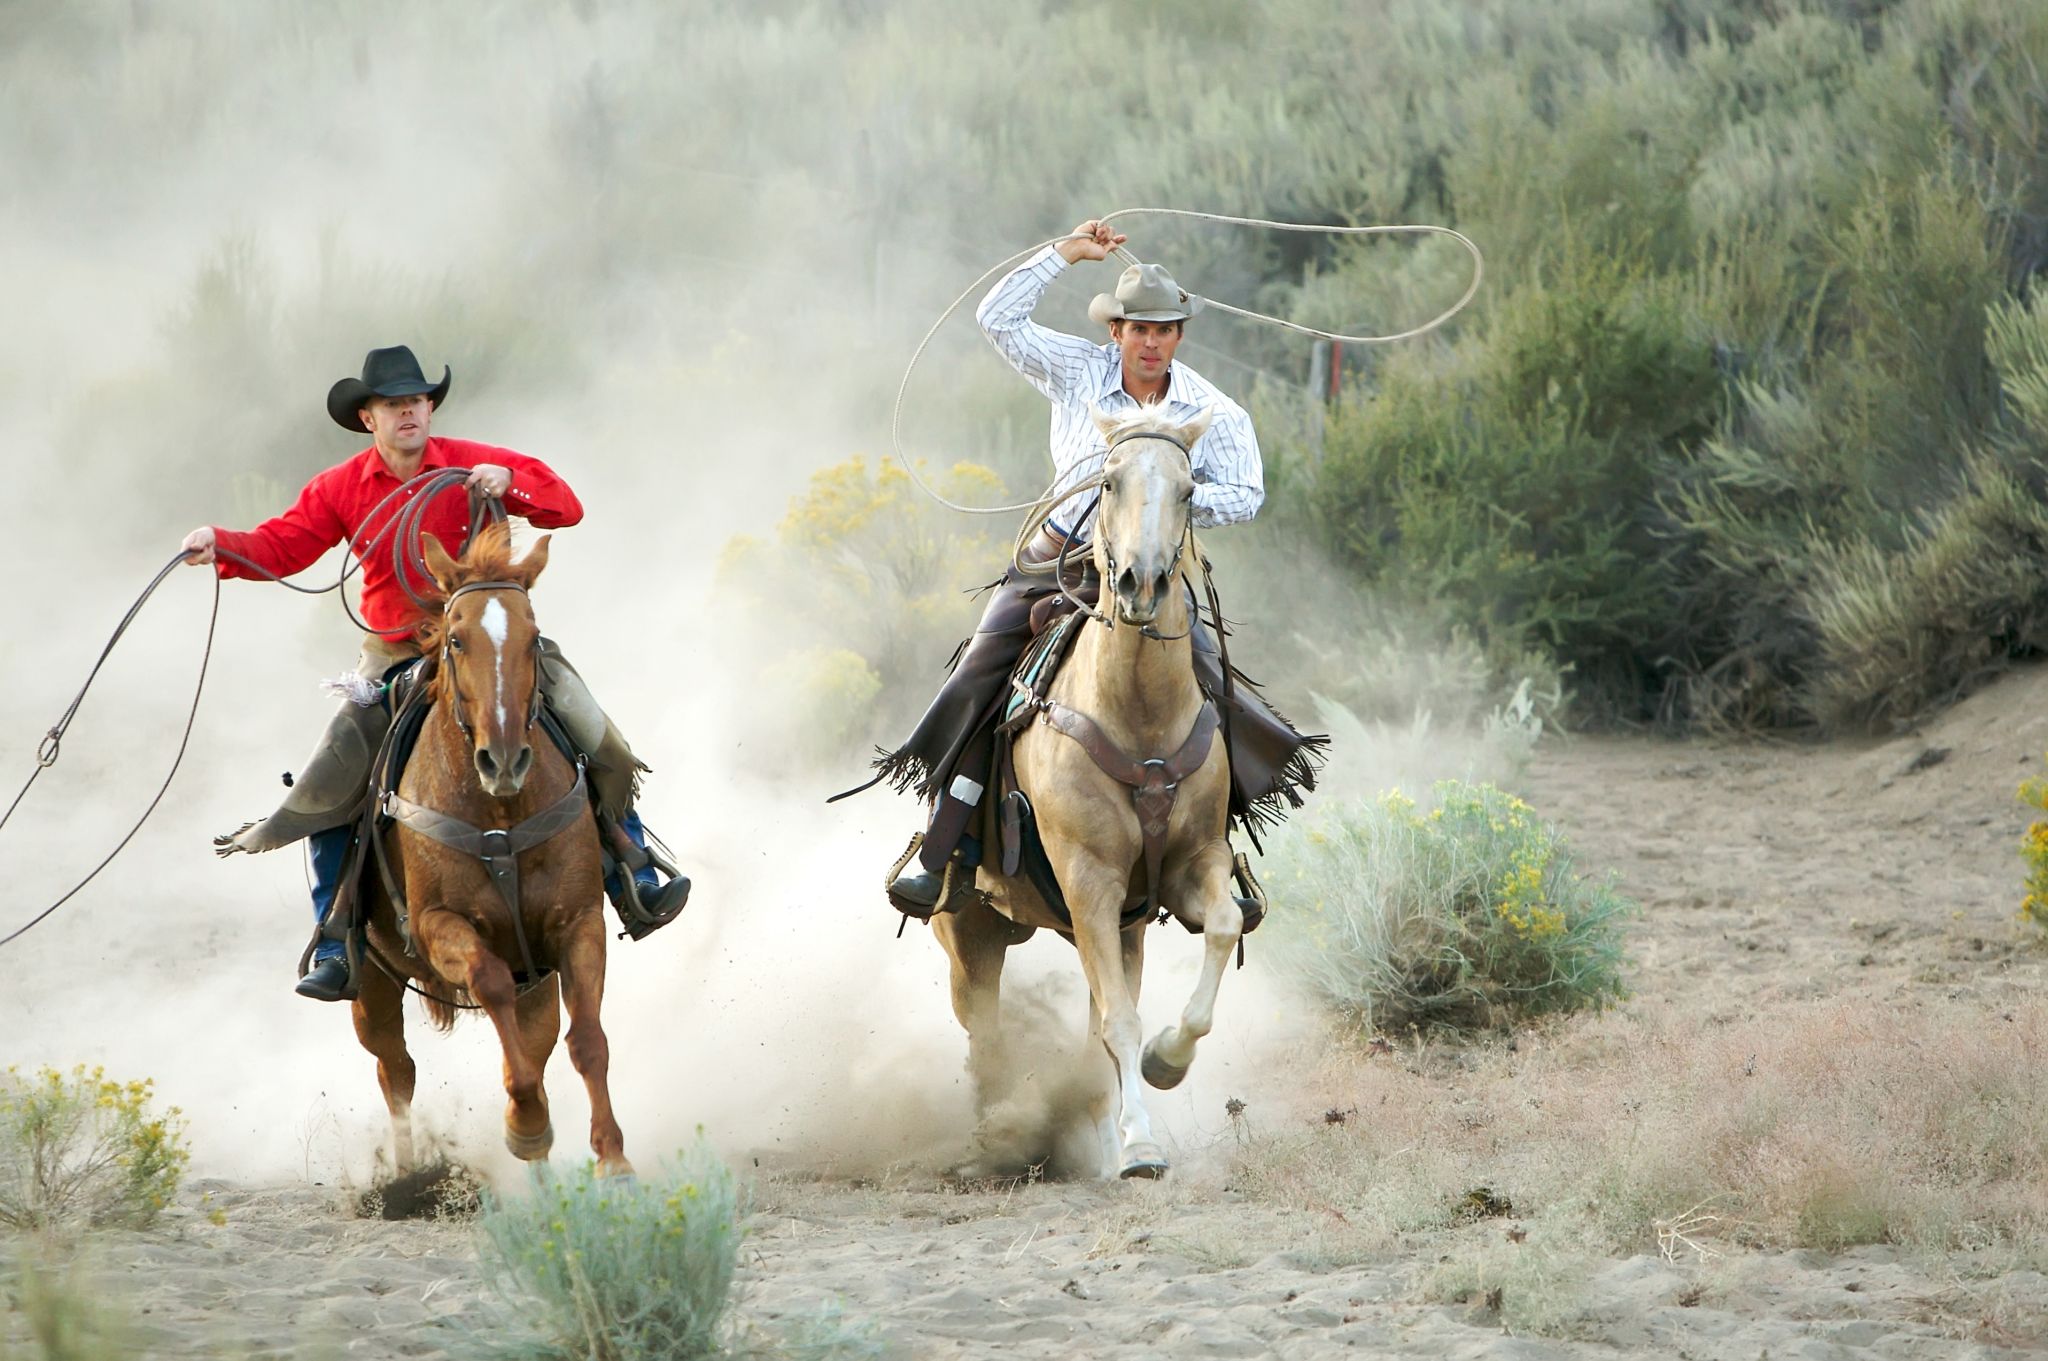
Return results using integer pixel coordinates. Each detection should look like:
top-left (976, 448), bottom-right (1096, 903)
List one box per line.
top-left (462, 1143), bottom-right (740, 1361)
top-left (1263, 782), bottom-right (1631, 1031)
top-left (0, 1068), bottom-right (189, 1232)
top-left (0, 1249), bottom-right (140, 1361)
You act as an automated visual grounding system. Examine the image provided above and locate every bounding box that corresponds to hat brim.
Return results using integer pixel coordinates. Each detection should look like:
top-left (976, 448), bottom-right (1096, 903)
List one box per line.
top-left (1089, 294), bottom-right (1202, 327)
top-left (326, 366), bottom-right (452, 432)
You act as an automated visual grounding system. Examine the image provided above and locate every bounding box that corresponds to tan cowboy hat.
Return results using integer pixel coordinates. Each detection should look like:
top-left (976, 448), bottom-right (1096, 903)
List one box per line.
top-left (1087, 262), bottom-right (1204, 327)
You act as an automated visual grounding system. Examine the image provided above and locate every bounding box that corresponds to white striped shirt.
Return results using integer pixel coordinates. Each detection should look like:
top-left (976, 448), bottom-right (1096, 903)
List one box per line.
top-left (976, 246), bottom-right (1264, 536)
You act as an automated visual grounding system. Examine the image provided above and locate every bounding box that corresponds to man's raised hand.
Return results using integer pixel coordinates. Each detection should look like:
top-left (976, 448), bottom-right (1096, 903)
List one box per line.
top-left (1057, 219), bottom-right (1127, 265)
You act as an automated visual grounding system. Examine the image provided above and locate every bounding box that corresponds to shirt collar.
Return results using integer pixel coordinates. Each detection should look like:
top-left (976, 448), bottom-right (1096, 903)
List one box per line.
top-left (354, 436), bottom-right (455, 485)
top-left (1098, 354), bottom-right (1190, 409)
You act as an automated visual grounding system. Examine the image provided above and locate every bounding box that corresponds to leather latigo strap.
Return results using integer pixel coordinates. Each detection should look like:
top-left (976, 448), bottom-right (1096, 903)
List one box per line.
top-left (1037, 699), bottom-right (1220, 916)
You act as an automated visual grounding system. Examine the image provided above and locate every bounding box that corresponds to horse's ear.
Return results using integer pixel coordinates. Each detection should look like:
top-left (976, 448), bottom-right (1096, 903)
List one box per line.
top-left (516, 534), bottom-right (552, 590)
top-left (419, 533), bottom-right (461, 596)
top-left (1090, 402), bottom-right (1123, 444)
top-left (1178, 405), bottom-right (1216, 452)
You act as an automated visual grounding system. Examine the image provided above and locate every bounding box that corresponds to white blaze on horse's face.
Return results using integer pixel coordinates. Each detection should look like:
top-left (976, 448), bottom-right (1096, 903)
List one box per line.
top-left (1091, 407), bottom-right (1210, 627)
top-left (446, 589), bottom-right (540, 799)
top-left (481, 598), bottom-right (510, 730)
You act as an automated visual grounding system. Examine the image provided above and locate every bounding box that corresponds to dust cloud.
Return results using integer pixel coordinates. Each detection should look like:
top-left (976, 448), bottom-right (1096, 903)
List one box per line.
top-left (0, 2), bottom-right (1444, 1189)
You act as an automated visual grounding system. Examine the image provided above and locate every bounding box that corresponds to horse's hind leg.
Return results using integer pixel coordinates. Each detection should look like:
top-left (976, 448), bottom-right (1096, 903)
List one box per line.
top-left (416, 915), bottom-right (553, 1161)
top-left (351, 958), bottom-right (418, 1170)
top-left (556, 912), bottom-right (631, 1176)
top-left (1142, 842), bottom-right (1242, 1090)
top-left (933, 891), bottom-right (1032, 1116)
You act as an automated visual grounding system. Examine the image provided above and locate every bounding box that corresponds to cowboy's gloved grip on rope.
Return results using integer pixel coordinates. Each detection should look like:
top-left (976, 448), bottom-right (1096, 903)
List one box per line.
top-left (186, 346), bottom-right (690, 1000)
top-left (870, 223), bottom-right (1325, 915)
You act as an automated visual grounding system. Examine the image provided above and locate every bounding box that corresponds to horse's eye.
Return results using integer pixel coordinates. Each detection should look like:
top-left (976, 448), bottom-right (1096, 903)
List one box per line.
top-left (448, 636), bottom-right (464, 653)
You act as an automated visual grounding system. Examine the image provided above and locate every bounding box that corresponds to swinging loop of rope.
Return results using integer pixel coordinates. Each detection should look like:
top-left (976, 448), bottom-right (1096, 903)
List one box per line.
top-left (0, 557), bottom-right (219, 951)
top-left (0, 467), bottom-right (499, 949)
top-left (889, 206), bottom-right (1484, 517)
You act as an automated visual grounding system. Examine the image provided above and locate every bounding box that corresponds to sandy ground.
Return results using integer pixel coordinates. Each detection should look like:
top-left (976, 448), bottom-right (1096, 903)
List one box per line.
top-left (10, 664), bottom-right (2048, 1359)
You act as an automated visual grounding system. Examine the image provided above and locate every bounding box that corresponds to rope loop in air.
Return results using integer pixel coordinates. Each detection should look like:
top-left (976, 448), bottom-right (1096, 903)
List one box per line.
top-left (890, 206), bottom-right (1484, 517)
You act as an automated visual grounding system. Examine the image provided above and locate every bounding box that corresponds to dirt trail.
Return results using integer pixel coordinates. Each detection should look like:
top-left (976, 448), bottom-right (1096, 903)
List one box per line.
top-left (12, 667), bottom-right (2048, 1358)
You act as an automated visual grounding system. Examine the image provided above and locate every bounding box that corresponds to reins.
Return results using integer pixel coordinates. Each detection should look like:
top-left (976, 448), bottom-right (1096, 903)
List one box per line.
top-left (0, 468), bottom-right (502, 950)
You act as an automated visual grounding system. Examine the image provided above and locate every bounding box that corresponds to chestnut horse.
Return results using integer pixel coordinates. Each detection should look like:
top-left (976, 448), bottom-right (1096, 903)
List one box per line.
top-left (351, 524), bottom-right (629, 1175)
top-left (935, 406), bottom-right (1241, 1179)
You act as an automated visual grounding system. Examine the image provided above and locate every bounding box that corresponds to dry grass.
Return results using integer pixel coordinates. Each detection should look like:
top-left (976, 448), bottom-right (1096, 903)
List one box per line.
top-left (1230, 1001), bottom-right (2048, 1262)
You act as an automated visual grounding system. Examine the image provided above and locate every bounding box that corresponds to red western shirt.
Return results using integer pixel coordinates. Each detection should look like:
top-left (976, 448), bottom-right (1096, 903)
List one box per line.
top-left (212, 436), bottom-right (584, 640)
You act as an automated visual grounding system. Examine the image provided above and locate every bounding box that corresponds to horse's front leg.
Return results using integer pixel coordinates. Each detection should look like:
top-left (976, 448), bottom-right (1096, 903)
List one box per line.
top-left (555, 908), bottom-right (631, 1176)
top-left (350, 950), bottom-right (417, 1170)
top-left (414, 907), bottom-right (553, 1160)
top-left (1142, 839), bottom-right (1242, 1091)
top-left (1058, 849), bottom-right (1167, 1178)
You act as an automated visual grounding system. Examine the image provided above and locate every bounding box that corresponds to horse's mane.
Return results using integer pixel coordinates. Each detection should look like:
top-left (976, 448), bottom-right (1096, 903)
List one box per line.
top-left (1102, 405), bottom-right (1186, 447)
top-left (415, 522), bottom-right (525, 657)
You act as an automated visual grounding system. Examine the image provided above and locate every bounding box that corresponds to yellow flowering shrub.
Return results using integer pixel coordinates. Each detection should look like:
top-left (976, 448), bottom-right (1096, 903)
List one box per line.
top-left (718, 456), bottom-right (1011, 764)
top-left (0, 1066), bottom-right (190, 1230)
top-left (1265, 781), bottom-right (1632, 1031)
top-left (2016, 761), bottom-right (2048, 931)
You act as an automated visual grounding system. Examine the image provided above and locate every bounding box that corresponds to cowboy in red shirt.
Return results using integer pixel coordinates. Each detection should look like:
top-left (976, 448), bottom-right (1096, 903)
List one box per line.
top-left (181, 346), bottom-right (689, 1001)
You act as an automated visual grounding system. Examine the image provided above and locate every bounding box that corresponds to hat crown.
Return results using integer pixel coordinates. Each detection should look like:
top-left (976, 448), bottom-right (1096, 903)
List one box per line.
top-left (1114, 263), bottom-right (1187, 312)
top-left (360, 346), bottom-right (429, 389)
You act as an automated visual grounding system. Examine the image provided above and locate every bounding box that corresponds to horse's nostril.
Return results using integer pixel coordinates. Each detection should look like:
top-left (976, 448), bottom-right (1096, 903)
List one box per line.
top-left (511, 746), bottom-right (534, 780)
top-left (475, 748), bottom-right (499, 778)
top-left (1118, 565), bottom-right (1139, 595)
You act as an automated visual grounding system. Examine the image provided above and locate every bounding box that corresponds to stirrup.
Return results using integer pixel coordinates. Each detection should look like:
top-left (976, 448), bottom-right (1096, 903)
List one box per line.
top-left (613, 868), bottom-right (690, 941)
top-left (1232, 851), bottom-right (1268, 935)
top-left (885, 832), bottom-right (965, 923)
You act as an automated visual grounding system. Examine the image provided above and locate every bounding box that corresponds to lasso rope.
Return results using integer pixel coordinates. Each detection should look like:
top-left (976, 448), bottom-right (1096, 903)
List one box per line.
top-left (0, 468), bottom-right (497, 949)
top-left (0, 554), bottom-right (218, 950)
top-left (890, 206), bottom-right (1484, 517)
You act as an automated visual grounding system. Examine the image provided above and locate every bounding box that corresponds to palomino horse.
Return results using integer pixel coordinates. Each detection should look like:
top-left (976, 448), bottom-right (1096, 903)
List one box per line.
top-left (351, 524), bottom-right (630, 1176)
top-left (935, 406), bottom-right (1240, 1179)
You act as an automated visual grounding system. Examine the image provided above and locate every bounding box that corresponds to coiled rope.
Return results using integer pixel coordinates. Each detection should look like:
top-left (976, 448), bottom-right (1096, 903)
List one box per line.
top-left (889, 207), bottom-right (1484, 518)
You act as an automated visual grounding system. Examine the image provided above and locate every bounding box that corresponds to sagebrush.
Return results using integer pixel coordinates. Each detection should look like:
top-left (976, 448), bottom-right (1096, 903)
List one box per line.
top-left (0, 1067), bottom-right (188, 1232)
top-left (1263, 781), bottom-right (1631, 1031)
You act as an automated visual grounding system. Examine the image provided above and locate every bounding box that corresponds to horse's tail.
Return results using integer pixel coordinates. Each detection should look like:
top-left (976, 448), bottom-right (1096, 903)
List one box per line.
top-left (415, 976), bottom-right (470, 1033)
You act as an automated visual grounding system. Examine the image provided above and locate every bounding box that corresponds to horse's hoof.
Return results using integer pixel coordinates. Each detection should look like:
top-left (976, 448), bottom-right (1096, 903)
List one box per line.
top-left (1118, 1143), bottom-right (1170, 1180)
top-left (1141, 1035), bottom-right (1191, 1091)
top-left (596, 1158), bottom-right (636, 1181)
top-left (504, 1122), bottom-right (554, 1161)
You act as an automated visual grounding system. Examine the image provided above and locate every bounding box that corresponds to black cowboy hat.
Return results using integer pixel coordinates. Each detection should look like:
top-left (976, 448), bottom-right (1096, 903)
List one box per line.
top-left (325, 346), bottom-right (452, 432)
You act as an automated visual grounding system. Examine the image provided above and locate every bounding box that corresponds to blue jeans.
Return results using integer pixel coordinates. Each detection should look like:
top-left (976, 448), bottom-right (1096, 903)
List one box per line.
top-left (602, 807), bottom-right (663, 902)
top-left (307, 825), bottom-right (353, 962)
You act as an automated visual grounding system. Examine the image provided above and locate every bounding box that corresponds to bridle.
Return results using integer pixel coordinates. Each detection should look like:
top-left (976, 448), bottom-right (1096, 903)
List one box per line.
top-left (1054, 429), bottom-right (1197, 643)
top-left (437, 579), bottom-right (544, 742)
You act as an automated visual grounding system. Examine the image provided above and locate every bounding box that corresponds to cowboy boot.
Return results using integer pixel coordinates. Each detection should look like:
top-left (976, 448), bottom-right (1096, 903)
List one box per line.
top-left (601, 809), bottom-right (691, 940)
top-left (215, 694), bottom-right (390, 857)
top-left (295, 825), bottom-right (356, 1001)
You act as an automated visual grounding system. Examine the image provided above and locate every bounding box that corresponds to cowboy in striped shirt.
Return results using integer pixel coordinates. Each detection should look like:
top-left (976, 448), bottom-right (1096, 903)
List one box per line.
top-left (880, 221), bottom-right (1321, 913)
